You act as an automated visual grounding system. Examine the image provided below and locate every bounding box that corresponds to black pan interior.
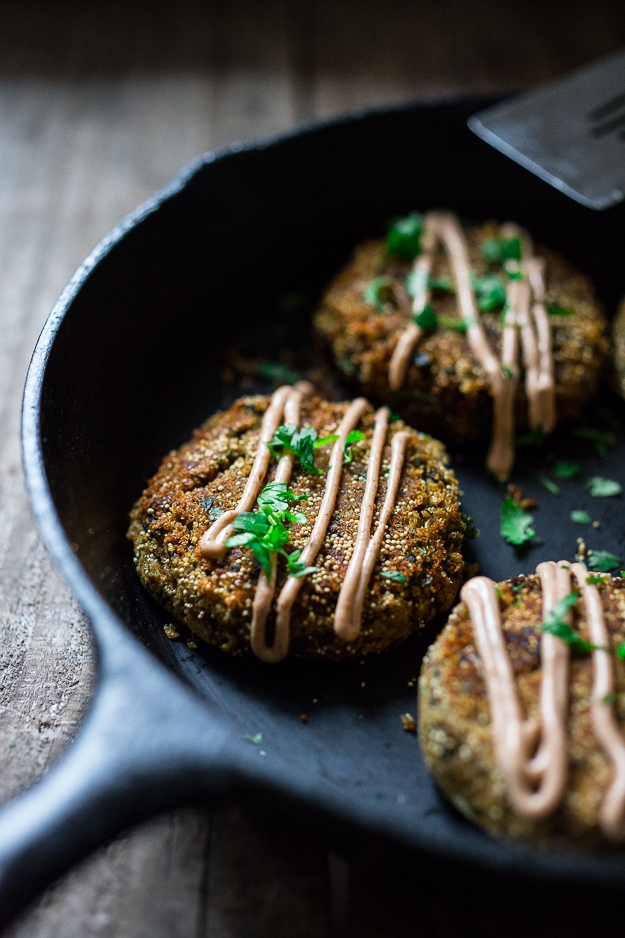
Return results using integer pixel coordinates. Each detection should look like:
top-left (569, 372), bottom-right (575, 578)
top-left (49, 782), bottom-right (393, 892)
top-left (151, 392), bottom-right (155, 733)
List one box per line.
top-left (37, 99), bottom-right (625, 884)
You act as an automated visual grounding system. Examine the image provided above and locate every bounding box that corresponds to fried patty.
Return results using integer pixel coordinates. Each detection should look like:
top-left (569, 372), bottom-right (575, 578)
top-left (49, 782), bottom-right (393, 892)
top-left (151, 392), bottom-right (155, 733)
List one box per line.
top-left (419, 572), bottom-right (625, 845)
top-left (314, 221), bottom-right (608, 444)
top-left (128, 394), bottom-right (466, 660)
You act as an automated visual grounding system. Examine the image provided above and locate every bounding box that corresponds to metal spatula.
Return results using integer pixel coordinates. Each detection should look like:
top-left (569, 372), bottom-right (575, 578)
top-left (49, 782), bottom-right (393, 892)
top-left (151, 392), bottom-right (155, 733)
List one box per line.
top-left (468, 48), bottom-right (625, 210)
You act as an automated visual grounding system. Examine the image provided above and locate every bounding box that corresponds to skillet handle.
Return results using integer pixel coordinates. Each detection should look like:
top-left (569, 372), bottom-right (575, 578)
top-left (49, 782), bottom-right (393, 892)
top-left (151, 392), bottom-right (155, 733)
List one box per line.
top-left (0, 630), bottom-right (232, 930)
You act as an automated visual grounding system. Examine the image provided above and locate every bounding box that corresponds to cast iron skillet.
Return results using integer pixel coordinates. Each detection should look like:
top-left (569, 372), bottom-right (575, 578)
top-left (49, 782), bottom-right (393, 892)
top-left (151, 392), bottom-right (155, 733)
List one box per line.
top-left (4, 98), bottom-right (625, 927)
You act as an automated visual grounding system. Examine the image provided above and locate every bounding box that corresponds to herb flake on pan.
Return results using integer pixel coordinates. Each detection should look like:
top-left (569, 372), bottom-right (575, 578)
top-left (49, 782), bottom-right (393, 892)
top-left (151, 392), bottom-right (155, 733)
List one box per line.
top-left (574, 428), bottom-right (616, 457)
top-left (552, 460), bottom-right (581, 479)
top-left (471, 272), bottom-right (507, 311)
top-left (413, 305), bottom-right (438, 330)
top-left (587, 476), bottom-right (622, 498)
top-left (381, 570), bottom-right (408, 583)
top-left (501, 497), bottom-right (536, 547)
top-left (587, 550), bottom-right (622, 573)
top-left (244, 732), bottom-right (263, 745)
top-left (385, 212), bottom-right (423, 259)
top-left (539, 591), bottom-right (597, 652)
top-left (546, 303), bottom-right (574, 317)
top-left (571, 510), bottom-right (590, 524)
top-left (538, 473), bottom-right (560, 496)
top-left (364, 276), bottom-right (396, 311)
top-left (481, 235), bottom-right (522, 264)
top-left (253, 360), bottom-right (299, 384)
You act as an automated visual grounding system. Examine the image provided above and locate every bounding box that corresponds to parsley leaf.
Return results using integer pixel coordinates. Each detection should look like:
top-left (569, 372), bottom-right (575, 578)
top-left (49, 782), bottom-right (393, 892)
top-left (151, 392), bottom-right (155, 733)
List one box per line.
top-left (381, 570), bottom-right (408, 583)
top-left (286, 549), bottom-right (318, 578)
top-left (571, 510), bottom-right (590, 524)
top-left (539, 591), bottom-right (596, 653)
top-left (501, 364), bottom-right (515, 380)
top-left (267, 423), bottom-right (331, 475)
top-left (364, 276), bottom-right (396, 311)
top-left (471, 272), bottom-right (507, 311)
top-left (586, 575), bottom-right (606, 584)
top-left (538, 474), bottom-right (560, 496)
top-left (587, 476), bottom-right (622, 498)
top-left (439, 315), bottom-right (470, 331)
top-left (588, 550), bottom-right (622, 573)
top-left (481, 235), bottom-right (522, 264)
top-left (386, 212), bottom-right (423, 259)
top-left (617, 644), bottom-right (625, 660)
top-left (244, 732), bottom-right (263, 745)
top-left (257, 481), bottom-right (307, 515)
top-left (413, 305), bottom-right (438, 330)
top-left (546, 303), bottom-right (574, 317)
top-left (501, 497), bottom-right (536, 546)
top-left (574, 428), bottom-right (616, 457)
top-left (552, 460), bottom-right (581, 479)
top-left (343, 429), bottom-right (366, 464)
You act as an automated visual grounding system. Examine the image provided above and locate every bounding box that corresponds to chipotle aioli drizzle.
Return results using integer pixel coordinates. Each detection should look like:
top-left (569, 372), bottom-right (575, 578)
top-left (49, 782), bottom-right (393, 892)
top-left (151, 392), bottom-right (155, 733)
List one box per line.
top-left (201, 387), bottom-right (408, 662)
top-left (461, 563), bottom-right (625, 838)
top-left (389, 212), bottom-right (556, 480)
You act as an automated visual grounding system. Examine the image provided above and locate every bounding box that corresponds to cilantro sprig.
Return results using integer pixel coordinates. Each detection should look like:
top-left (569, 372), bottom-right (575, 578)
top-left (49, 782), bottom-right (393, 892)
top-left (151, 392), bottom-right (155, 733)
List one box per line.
top-left (539, 590), bottom-right (597, 653)
top-left (267, 424), bottom-right (364, 474)
top-left (471, 272), bottom-right (507, 311)
top-left (385, 212), bottom-right (423, 259)
top-left (481, 235), bottom-right (522, 265)
top-left (501, 497), bottom-right (536, 547)
top-left (226, 482), bottom-right (310, 577)
top-left (588, 550), bottom-right (622, 573)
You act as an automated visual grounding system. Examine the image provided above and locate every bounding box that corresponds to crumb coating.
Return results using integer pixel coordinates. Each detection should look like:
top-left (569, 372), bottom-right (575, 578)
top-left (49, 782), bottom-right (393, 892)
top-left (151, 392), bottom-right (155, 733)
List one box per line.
top-left (419, 574), bottom-right (625, 845)
top-left (314, 223), bottom-right (608, 443)
top-left (128, 395), bottom-right (466, 660)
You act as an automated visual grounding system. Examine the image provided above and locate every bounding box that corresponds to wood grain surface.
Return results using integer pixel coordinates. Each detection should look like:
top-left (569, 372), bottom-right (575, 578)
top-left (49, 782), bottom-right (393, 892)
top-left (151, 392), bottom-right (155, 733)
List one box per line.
top-left (0, 1), bottom-right (623, 935)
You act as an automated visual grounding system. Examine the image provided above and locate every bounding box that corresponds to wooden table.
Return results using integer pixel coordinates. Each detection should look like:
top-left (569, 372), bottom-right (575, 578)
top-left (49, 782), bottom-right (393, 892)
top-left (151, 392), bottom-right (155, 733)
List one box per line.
top-left (0, 2), bottom-right (623, 934)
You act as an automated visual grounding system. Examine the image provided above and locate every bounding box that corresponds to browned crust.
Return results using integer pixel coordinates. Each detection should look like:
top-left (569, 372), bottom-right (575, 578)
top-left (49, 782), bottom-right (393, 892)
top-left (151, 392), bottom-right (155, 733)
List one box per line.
top-left (314, 223), bottom-right (608, 443)
top-left (128, 394), bottom-right (466, 659)
top-left (418, 573), bottom-right (625, 845)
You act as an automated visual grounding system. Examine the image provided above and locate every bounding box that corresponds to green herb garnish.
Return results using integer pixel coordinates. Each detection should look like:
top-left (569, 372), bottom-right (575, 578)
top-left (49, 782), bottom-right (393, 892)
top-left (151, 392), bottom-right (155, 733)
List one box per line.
top-left (588, 550), bottom-right (622, 573)
top-left (617, 644), bottom-right (625, 660)
top-left (552, 460), bottom-right (581, 479)
top-left (226, 482), bottom-right (308, 576)
top-left (501, 497), bottom-right (536, 547)
top-left (546, 303), bottom-right (574, 317)
top-left (586, 575), bottom-right (606, 585)
top-left (286, 549), bottom-right (318, 578)
top-left (253, 360), bottom-right (299, 384)
top-left (439, 315), bottom-right (471, 331)
top-left (471, 272), bottom-right (507, 311)
top-left (244, 732), bottom-right (263, 745)
top-left (539, 590), bottom-right (596, 652)
top-left (386, 212), bottom-right (423, 259)
top-left (587, 476), bottom-right (622, 498)
top-left (462, 514), bottom-right (480, 540)
top-left (481, 235), bottom-right (522, 265)
top-left (538, 474), bottom-right (560, 496)
top-left (381, 570), bottom-right (408, 583)
top-left (501, 364), bottom-right (515, 380)
top-left (429, 275), bottom-right (454, 292)
top-left (257, 481), bottom-right (308, 518)
top-left (574, 428), bottom-right (616, 457)
top-left (514, 427), bottom-right (544, 447)
top-left (364, 276), bottom-right (396, 311)
top-left (413, 305), bottom-right (438, 330)
top-left (267, 424), bottom-right (328, 475)
top-left (571, 510), bottom-right (590, 524)
top-left (342, 429), bottom-right (366, 464)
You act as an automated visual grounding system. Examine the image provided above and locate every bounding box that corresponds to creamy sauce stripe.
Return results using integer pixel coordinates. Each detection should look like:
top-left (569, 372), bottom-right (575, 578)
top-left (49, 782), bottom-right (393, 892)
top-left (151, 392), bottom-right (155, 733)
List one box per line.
top-left (389, 211), bottom-right (556, 480)
top-left (462, 563), bottom-right (625, 839)
top-left (201, 387), bottom-right (408, 662)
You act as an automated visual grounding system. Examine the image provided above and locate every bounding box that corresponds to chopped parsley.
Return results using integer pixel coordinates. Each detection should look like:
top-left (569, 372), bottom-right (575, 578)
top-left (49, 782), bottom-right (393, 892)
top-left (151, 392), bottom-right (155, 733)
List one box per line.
top-left (386, 212), bottom-right (423, 260)
top-left (342, 429), bottom-right (366, 464)
top-left (546, 303), bottom-right (574, 317)
top-left (381, 570), bottom-right (408, 583)
top-left (586, 575), bottom-right (606, 585)
top-left (481, 235), bottom-right (522, 264)
top-left (471, 272), bottom-right (507, 311)
top-left (439, 315), bottom-right (471, 331)
top-left (406, 270), bottom-right (454, 297)
top-left (539, 591), bottom-right (596, 652)
top-left (552, 460), bottom-right (581, 479)
top-left (571, 510), bottom-right (590, 524)
top-left (573, 428), bottom-right (615, 457)
top-left (617, 645), bottom-right (625, 660)
top-left (538, 474), bottom-right (560, 496)
top-left (587, 476), bottom-right (622, 498)
top-left (413, 305), bottom-right (438, 330)
top-left (226, 482), bottom-right (308, 576)
top-left (244, 732), bottom-right (263, 745)
top-left (514, 427), bottom-right (544, 447)
top-left (286, 548), bottom-right (318, 578)
top-left (253, 360), bottom-right (299, 384)
top-left (267, 424), bottom-right (363, 474)
top-left (588, 550), bottom-right (622, 573)
top-left (501, 497), bottom-right (536, 547)
top-left (462, 514), bottom-right (480, 540)
top-left (500, 364), bottom-right (515, 380)
top-left (364, 276), bottom-right (396, 311)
